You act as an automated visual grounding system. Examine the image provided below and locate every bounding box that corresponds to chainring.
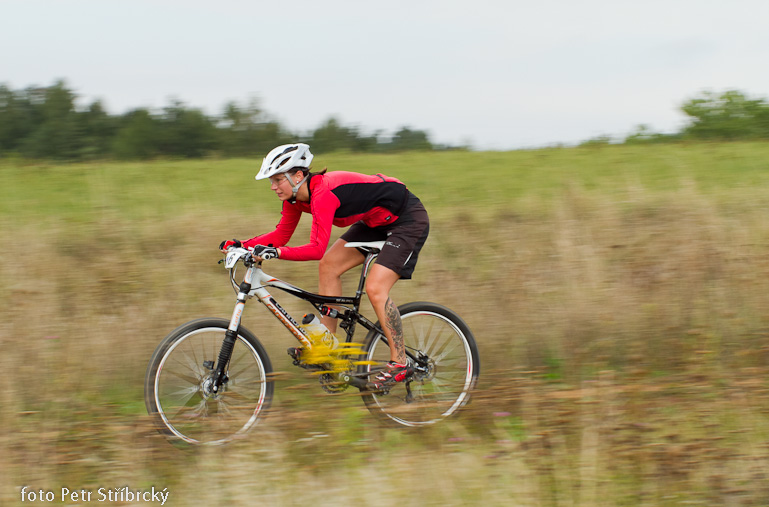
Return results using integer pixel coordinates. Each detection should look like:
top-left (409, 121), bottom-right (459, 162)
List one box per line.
top-left (318, 373), bottom-right (349, 393)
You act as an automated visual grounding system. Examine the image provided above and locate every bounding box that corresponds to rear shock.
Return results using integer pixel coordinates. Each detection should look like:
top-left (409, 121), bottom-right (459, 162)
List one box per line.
top-left (320, 305), bottom-right (357, 339)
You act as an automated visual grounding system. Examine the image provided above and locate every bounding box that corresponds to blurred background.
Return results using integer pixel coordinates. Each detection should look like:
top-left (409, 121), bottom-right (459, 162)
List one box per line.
top-left (3, 1), bottom-right (769, 506)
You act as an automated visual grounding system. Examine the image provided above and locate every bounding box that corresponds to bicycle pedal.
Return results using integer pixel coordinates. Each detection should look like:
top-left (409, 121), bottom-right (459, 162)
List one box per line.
top-left (404, 381), bottom-right (414, 403)
top-left (287, 347), bottom-right (302, 361)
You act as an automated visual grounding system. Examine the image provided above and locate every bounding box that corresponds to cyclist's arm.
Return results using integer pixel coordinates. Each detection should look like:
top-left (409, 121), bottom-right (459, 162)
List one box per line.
top-left (243, 201), bottom-right (301, 249)
top-left (276, 191), bottom-right (339, 261)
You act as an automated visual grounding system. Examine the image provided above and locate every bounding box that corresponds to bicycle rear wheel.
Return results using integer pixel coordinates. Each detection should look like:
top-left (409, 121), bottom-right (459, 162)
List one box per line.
top-left (144, 318), bottom-right (273, 445)
top-left (358, 302), bottom-right (479, 427)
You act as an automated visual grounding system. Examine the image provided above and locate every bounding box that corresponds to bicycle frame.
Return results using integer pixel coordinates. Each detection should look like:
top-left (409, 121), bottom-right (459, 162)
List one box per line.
top-left (211, 246), bottom-right (387, 392)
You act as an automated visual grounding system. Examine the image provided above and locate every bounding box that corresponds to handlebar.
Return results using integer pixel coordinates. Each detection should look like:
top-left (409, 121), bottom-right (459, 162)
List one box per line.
top-left (221, 245), bottom-right (281, 293)
top-left (220, 246), bottom-right (271, 269)
top-left (220, 247), bottom-right (250, 268)
top-left (224, 243), bottom-right (280, 262)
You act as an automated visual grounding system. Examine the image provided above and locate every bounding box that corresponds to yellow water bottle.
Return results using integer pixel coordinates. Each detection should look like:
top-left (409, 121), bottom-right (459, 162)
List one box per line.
top-left (300, 313), bottom-right (338, 349)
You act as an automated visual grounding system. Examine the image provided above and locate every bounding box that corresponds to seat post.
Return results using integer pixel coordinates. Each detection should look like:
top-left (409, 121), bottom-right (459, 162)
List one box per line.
top-left (355, 251), bottom-right (379, 300)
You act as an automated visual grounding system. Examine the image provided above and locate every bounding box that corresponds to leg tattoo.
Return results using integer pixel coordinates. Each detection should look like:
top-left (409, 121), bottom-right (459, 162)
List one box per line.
top-left (384, 298), bottom-right (406, 363)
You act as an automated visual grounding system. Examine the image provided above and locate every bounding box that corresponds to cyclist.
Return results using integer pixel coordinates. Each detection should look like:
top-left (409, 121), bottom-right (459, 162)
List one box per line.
top-left (220, 143), bottom-right (429, 389)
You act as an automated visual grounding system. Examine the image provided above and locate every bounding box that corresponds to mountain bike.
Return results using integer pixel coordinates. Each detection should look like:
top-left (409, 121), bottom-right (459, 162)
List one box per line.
top-left (144, 241), bottom-right (480, 445)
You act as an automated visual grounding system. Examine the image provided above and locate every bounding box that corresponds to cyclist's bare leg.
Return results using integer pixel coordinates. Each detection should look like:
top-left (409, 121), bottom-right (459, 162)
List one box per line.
top-left (365, 264), bottom-right (405, 364)
top-left (318, 239), bottom-right (365, 333)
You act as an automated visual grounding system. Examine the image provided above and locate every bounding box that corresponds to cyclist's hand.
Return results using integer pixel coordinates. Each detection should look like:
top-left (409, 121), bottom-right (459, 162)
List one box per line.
top-left (253, 245), bottom-right (280, 260)
top-left (219, 239), bottom-right (242, 251)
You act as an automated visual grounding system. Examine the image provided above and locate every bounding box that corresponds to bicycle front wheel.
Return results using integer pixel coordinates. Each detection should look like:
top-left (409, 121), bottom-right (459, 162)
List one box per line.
top-left (359, 302), bottom-right (479, 427)
top-left (144, 318), bottom-right (273, 445)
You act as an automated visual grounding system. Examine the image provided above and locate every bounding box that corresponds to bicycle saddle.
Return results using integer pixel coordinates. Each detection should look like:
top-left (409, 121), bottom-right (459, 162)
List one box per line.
top-left (344, 240), bottom-right (386, 253)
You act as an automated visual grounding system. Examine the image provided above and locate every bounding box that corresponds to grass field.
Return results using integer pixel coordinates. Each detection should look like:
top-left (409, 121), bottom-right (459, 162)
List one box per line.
top-left (2, 143), bottom-right (769, 505)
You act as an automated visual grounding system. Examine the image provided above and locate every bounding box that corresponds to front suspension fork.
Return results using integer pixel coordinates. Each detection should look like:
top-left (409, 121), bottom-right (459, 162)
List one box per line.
top-left (211, 329), bottom-right (237, 393)
top-left (212, 285), bottom-right (250, 392)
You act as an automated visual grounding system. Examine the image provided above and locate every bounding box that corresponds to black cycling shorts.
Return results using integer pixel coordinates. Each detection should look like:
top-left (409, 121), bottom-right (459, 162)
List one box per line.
top-left (340, 193), bottom-right (429, 279)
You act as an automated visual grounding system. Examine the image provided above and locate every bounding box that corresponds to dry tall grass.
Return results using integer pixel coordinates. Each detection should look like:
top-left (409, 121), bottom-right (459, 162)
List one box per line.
top-left (2, 148), bottom-right (769, 505)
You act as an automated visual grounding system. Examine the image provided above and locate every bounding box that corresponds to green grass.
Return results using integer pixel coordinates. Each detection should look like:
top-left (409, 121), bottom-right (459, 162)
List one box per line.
top-left (4, 142), bottom-right (769, 224)
top-left (3, 142), bottom-right (769, 505)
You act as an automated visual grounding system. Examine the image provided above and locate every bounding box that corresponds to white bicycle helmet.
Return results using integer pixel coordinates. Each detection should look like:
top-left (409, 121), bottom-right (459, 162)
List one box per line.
top-left (256, 143), bottom-right (314, 181)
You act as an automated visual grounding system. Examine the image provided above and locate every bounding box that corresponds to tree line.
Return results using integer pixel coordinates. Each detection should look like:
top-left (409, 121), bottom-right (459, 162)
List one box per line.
top-left (2, 80), bottom-right (768, 160)
top-left (582, 89), bottom-right (769, 146)
top-left (0, 80), bottom-right (442, 161)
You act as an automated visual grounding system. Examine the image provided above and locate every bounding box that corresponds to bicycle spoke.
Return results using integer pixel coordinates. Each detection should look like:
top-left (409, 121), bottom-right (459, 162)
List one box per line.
top-left (188, 344), bottom-right (201, 377)
top-left (414, 318), bottom-right (435, 352)
top-left (168, 397), bottom-right (207, 421)
top-left (164, 368), bottom-right (201, 386)
top-left (215, 399), bottom-right (234, 417)
top-left (228, 377), bottom-right (265, 393)
top-left (228, 357), bottom-right (257, 379)
top-left (161, 385), bottom-right (200, 402)
top-left (176, 350), bottom-right (203, 376)
top-left (424, 332), bottom-right (457, 361)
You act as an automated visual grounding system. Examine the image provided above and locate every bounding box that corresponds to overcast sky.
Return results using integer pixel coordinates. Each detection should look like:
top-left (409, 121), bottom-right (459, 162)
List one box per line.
top-left (2, 0), bottom-right (768, 150)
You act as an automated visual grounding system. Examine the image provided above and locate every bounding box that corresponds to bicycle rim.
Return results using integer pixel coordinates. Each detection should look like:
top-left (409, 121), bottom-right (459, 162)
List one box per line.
top-left (363, 307), bottom-right (477, 426)
top-left (152, 326), bottom-right (270, 445)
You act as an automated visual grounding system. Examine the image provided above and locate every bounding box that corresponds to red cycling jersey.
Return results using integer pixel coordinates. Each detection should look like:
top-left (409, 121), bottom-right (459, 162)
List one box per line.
top-left (243, 171), bottom-right (409, 261)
